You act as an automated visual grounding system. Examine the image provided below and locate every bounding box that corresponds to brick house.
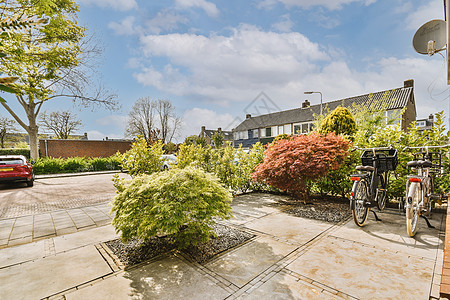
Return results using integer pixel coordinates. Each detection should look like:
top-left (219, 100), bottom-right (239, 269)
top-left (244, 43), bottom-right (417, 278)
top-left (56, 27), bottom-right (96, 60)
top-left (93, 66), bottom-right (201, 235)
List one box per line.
top-left (199, 126), bottom-right (233, 147)
top-left (233, 79), bottom-right (417, 147)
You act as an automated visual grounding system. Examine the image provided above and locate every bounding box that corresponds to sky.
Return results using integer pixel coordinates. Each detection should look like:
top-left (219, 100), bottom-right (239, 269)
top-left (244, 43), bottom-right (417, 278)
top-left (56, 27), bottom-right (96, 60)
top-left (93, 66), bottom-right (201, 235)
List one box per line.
top-left (4, 0), bottom-right (450, 142)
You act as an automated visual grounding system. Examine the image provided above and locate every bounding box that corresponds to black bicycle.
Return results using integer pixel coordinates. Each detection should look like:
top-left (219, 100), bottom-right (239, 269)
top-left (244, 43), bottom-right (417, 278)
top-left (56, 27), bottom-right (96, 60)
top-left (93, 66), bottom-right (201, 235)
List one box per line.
top-left (350, 146), bottom-right (398, 227)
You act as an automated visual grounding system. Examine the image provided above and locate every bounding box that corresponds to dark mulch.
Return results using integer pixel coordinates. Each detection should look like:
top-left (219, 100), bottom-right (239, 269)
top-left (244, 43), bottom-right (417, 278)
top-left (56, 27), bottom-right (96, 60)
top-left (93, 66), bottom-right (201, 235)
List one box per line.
top-left (105, 224), bottom-right (255, 267)
top-left (281, 195), bottom-right (351, 223)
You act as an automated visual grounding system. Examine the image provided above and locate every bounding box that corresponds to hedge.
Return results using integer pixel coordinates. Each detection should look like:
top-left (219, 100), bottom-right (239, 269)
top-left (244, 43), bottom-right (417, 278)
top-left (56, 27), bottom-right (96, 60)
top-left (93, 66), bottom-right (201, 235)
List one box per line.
top-left (0, 148), bottom-right (31, 159)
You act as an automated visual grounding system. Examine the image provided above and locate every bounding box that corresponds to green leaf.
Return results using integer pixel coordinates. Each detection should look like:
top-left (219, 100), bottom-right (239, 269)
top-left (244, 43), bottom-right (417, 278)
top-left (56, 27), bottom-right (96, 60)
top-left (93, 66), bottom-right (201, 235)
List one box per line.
top-left (0, 84), bottom-right (16, 94)
top-left (0, 95), bottom-right (6, 102)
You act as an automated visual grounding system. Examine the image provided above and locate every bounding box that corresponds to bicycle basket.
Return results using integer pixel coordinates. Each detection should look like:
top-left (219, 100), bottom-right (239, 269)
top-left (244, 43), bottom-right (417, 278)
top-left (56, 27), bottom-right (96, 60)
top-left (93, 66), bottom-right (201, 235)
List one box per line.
top-left (361, 149), bottom-right (398, 172)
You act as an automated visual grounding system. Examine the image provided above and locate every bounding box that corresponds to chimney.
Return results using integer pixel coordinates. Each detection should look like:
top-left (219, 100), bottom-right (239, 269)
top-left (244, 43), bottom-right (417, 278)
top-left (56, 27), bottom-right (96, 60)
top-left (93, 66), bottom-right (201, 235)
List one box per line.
top-left (246, 114), bottom-right (251, 119)
top-left (428, 114), bottom-right (434, 122)
top-left (302, 100), bottom-right (310, 108)
top-left (404, 79), bottom-right (414, 88)
top-left (83, 132), bottom-right (88, 140)
top-left (218, 127), bottom-right (222, 133)
top-left (201, 126), bottom-right (206, 137)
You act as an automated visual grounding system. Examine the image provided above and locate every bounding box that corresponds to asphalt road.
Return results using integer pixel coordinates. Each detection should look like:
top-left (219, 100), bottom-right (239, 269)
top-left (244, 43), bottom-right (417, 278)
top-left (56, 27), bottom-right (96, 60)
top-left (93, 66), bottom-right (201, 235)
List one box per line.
top-left (0, 173), bottom-right (130, 219)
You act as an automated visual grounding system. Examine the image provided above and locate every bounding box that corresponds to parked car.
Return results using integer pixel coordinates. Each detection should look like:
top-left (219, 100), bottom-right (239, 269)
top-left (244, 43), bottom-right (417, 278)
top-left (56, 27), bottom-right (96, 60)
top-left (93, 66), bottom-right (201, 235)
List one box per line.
top-left (161, 154), bottom-right (177, 170)
top-left (0, 155), bottom-right (34, 187)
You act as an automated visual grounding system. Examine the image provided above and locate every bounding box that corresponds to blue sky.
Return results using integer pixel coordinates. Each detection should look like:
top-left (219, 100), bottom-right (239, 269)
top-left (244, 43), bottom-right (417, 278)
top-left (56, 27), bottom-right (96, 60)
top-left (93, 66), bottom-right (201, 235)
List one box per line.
top-left (9, 0), bottom-right (450, 141)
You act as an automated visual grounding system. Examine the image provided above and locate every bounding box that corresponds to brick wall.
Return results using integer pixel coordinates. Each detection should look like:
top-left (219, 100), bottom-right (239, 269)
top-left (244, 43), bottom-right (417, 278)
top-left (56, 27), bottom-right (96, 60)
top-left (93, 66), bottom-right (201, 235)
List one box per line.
top-left (39, 139), bottom-right (133, 158)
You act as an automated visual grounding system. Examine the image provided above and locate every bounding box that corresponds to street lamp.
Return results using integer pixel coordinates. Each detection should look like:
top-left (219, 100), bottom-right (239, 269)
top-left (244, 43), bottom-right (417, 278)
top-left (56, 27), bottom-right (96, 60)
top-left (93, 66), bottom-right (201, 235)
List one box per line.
top-left (304, 91), bottom-right (323, 115)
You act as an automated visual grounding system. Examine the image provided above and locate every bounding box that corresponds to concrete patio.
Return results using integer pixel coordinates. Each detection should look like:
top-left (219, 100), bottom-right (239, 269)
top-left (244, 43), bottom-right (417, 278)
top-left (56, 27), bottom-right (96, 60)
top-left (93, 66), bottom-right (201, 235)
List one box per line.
top-left (0, 193), bottom-right (445, 299)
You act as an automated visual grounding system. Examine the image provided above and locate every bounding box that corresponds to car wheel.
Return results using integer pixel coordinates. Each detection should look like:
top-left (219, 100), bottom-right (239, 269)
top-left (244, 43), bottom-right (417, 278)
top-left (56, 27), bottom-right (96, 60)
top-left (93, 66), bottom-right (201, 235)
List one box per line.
top-left (163, 165), bottom-right (169, 170)
top-left (26, 173), bottom-right (35, 187)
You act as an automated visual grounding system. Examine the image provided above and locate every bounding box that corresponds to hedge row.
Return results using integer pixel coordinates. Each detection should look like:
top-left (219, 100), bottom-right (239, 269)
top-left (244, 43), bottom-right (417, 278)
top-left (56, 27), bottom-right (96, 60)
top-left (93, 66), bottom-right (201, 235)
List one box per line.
top-left (0, 148), bottom-right (31, 159)
top-left (33, 156), bottom-right (122, 175)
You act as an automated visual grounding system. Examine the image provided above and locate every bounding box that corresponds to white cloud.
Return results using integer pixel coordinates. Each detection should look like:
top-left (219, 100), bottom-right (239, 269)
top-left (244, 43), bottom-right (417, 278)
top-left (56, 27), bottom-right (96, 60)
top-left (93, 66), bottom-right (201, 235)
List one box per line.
top-left (108, 16), bottom-right (137, 36)
top-left (95, 115), bottom-right (128, 127)
top-left (145, 11), bottom-right (189, 34)
top-left (272, 14), bottom-right (294, 32)
top-left (181, 108), bottom-right (235, 139)
top-left (175, 0), bottom-right (219, 17)
top-left (134, 25), bottom-right (328, 104)
top-left (78, 0), bottom-right (137, 11)
top-left (406, 0), bottom-right (443, 30)
top-left (258, 0), bottom-right (375, 10)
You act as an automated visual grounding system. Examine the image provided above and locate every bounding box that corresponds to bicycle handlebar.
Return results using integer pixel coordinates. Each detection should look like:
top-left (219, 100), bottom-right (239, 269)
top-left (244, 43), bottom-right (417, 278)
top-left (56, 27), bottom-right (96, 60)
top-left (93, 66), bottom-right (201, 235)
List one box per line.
top-left (352, 146), bottom-right (393, 152)
top-left (402, 144), bottom-right (450, 152)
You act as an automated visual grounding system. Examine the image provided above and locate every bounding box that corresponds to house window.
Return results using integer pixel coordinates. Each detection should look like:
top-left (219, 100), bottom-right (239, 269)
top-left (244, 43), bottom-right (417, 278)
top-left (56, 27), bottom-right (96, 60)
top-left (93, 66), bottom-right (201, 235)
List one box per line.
top-left (260, 128), bottom-right (266, 137)
top-left (265, 127), bottom-right (271, 137)
top-left (284, 124), bottom-right (291, 135)
top-left (271, 126), bottom-right (277, 137)
top-left (293, 123), bottom-right (301, 135)
top-left (253, 129), bottom-right (259, 138)
top-left (239, 131), bottom-right (248, 140)
top-left (386, 109), bottom-right (401, 125)
top-left (416, 121), bottom-right (426, 127)
top-left (234, 132), bottom-right (239, 140)
top-left (278, 126), bottom-right (283, 135)
top-left (302, 123), bottom-right (309, 134)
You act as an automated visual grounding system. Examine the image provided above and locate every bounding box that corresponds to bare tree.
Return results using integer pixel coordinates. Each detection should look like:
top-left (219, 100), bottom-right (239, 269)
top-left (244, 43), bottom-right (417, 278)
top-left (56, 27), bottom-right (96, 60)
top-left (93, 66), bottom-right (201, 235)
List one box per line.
top-left (156, 99), bottom-right (181, 144)
top-left (126, 98), bottom-right (181, 144)
top-left (0, 116), bottom-right (16, 148)
top-left (40, 111), bottom-right (82, 139)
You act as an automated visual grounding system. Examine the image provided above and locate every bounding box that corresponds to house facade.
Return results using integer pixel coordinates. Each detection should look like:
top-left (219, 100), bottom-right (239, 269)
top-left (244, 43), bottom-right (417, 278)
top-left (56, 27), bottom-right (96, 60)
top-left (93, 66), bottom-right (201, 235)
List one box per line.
top-left (199, 126), bottom-right (233, 147)
top-left (233, 79), bottom-right (417, 148)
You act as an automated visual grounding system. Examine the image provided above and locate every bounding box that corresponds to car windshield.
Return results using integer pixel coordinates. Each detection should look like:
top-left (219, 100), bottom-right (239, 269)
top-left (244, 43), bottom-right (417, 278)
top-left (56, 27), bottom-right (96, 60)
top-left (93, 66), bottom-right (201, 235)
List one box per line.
top-left (0, 158), bottom-right (24, 165)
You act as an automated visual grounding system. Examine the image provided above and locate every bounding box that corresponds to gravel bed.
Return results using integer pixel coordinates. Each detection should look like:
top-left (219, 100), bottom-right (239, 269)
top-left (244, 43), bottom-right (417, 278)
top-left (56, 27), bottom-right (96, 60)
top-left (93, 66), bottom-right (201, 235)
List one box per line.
top-left (284, 197), bottom-right (351, 223)
top-left (105, 224), bottom-right (254, 266)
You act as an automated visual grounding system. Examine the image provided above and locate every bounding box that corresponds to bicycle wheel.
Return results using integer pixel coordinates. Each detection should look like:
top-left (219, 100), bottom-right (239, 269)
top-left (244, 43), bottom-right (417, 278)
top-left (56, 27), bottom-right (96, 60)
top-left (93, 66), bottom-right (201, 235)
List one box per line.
top-left (352, 179), bottom-right (370, 227)
top-left (376, 173), bottom-right (387, 210)
top-left (406, 182), bottom-right (421, 237)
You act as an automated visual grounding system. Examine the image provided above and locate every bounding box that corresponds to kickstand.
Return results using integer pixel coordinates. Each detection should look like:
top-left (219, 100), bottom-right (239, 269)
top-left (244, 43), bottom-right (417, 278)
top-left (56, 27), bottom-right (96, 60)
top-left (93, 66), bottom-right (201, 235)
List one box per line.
top-left (420, 215), bottom-right (435, 229)
top-left (371, 210), bottom-right (382, 222)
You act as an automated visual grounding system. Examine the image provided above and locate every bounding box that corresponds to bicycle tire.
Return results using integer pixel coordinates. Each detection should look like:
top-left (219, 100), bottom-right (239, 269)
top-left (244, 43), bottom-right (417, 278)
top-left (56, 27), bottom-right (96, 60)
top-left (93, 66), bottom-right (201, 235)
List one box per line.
top-left (352, 179), bottom-right (370, 227)
top-left (376, 173), bottom-right (387, 210)
top-left (406, 182), bottom-right (421, 237)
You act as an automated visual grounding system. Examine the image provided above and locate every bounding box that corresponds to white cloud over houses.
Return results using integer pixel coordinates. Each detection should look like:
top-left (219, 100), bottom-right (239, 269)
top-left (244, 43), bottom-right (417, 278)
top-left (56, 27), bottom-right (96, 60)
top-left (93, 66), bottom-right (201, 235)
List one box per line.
top-left (175, 0), bottom-right (219, 17)
top-left (78, 0), bottom-right (137, 11)
top-left (405, 0), bottom-right (443, 31)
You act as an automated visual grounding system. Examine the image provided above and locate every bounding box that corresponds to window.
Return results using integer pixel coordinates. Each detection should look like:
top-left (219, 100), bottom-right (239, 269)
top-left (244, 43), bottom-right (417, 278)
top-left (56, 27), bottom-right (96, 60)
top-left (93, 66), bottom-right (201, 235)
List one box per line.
top-left (278, 126), bottom-right (283, 135)
top-left (386, 109), bottom-right (400, 125)
top-left (302, 123), bottom-right (309, 134)
top-left (293, 123), bottom-right (301, 135)
top-left (239, 131), bottom-right (248, 140)
top-left (416, 121), bottom-right (426, 127)
top-left (253, 129), bottom-right (259, 138)
top-left (271, 126), bottom-right (277, 137)
top-left (260, 128), bottom-right (266, 137)
top-left (234, 132), bottom-right (239, 140)
top-left (265, 127), bottom-right (271, 137)
top-left (284, 124), bottom-right (291, 135)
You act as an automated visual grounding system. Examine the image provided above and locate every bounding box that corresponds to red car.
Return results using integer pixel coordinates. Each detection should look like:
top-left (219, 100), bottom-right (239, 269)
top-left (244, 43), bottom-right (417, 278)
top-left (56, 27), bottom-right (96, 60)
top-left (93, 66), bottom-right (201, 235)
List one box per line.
top-left (0, 155), bottom-right (35, 187)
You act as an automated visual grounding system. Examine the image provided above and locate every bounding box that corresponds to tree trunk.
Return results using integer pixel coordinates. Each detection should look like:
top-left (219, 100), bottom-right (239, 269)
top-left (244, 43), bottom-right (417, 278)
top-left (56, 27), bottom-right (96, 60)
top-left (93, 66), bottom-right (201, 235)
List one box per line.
top-left (28, 125), bottom-right (39, 161)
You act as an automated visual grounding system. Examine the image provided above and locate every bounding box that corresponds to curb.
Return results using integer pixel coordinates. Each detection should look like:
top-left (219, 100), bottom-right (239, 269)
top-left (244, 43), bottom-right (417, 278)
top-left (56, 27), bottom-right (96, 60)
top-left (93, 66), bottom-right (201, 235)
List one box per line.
top-left (36, 170), bottom-right (121, 179)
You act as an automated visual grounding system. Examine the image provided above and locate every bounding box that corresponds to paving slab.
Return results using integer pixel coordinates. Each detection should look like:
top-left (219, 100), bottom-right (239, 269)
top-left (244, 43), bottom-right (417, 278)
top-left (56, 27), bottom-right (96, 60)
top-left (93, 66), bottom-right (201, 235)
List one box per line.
top-left (53, 225), bottom-right (118, 253)
top-left (244, 271), bottom-right (341, 300)
top-left (231, 194), bottom-right (281, 218)
top-left (244, 212), bottom-right (332, 245)
top-left (0, 245), bottom-right (111, 300)
top-left (331, 210), bottom-right (444, 258)
top-left (286, 235), bottom-right (435, 300)
top-left (206, 236), bottom-right (297, 287)
top-left (0, 239), bottom-right (45, 268)
top-left (65, 255), bottom-right (230, 300)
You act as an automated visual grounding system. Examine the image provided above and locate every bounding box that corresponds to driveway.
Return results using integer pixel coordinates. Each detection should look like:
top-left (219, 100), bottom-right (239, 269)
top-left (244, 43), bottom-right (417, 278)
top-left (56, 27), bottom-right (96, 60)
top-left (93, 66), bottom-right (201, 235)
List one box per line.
top-left (0, 173), bottom-right (129, 219)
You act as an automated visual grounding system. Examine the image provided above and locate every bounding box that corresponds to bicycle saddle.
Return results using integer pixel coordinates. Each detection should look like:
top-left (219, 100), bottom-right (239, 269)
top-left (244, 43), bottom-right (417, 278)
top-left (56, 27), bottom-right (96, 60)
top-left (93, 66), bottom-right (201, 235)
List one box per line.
top-left (406, 160), bottom-right (433, 168)
top-left (355, 165), bottom-right (375, 171)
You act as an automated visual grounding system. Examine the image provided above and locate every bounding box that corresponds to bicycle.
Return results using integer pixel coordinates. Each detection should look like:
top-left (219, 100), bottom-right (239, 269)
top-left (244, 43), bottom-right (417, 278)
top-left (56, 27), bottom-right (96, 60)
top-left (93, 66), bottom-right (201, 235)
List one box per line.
top-left (403, 144), bottom-right (449, 237)
top-left (350, 146), bottom-right (398, 227)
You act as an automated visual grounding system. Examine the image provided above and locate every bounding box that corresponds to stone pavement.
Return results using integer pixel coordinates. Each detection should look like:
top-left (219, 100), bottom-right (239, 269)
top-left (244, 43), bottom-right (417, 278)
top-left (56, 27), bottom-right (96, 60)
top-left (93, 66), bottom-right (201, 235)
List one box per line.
top-left (0, 193), bottom-right (446, 300)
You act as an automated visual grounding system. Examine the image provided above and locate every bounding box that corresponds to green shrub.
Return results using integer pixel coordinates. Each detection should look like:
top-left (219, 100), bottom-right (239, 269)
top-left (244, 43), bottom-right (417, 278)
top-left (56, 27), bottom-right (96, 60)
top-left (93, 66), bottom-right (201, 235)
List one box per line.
top-left (0, 148), bottom-right (30, 159)
top-left (111, 166), bottom-right (233, 248)
top-left (63, 157), bottom-right (88, 173)
top-left (319, 106), bottom-right (356, 139)
top-left (33, 157), bottom-right (64, 174)
top-left (121, 137), bottom-right (163, 177)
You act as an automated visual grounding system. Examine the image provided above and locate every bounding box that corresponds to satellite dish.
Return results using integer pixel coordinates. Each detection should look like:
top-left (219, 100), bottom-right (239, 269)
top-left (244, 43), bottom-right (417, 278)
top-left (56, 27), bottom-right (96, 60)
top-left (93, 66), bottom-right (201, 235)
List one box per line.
top-left (413, 19), bottom-right (446, 55)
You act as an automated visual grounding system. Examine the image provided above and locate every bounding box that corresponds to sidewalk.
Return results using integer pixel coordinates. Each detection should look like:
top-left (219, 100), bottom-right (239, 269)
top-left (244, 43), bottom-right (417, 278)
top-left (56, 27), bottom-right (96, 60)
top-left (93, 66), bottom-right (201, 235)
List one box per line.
top-left (0, 193), bottom-right (445, 299)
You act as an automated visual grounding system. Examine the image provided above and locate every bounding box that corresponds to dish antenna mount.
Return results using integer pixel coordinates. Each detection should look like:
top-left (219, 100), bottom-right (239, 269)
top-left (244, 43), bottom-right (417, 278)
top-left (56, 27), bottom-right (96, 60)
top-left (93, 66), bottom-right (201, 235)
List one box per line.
top-left (413, 19), bottom-right (447, 56)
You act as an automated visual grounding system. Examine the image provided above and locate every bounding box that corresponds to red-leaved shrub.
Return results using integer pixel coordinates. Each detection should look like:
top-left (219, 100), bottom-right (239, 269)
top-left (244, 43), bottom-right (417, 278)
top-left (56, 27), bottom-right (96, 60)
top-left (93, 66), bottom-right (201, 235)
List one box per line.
top-left (252, 132), bottom-right (350, 199)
